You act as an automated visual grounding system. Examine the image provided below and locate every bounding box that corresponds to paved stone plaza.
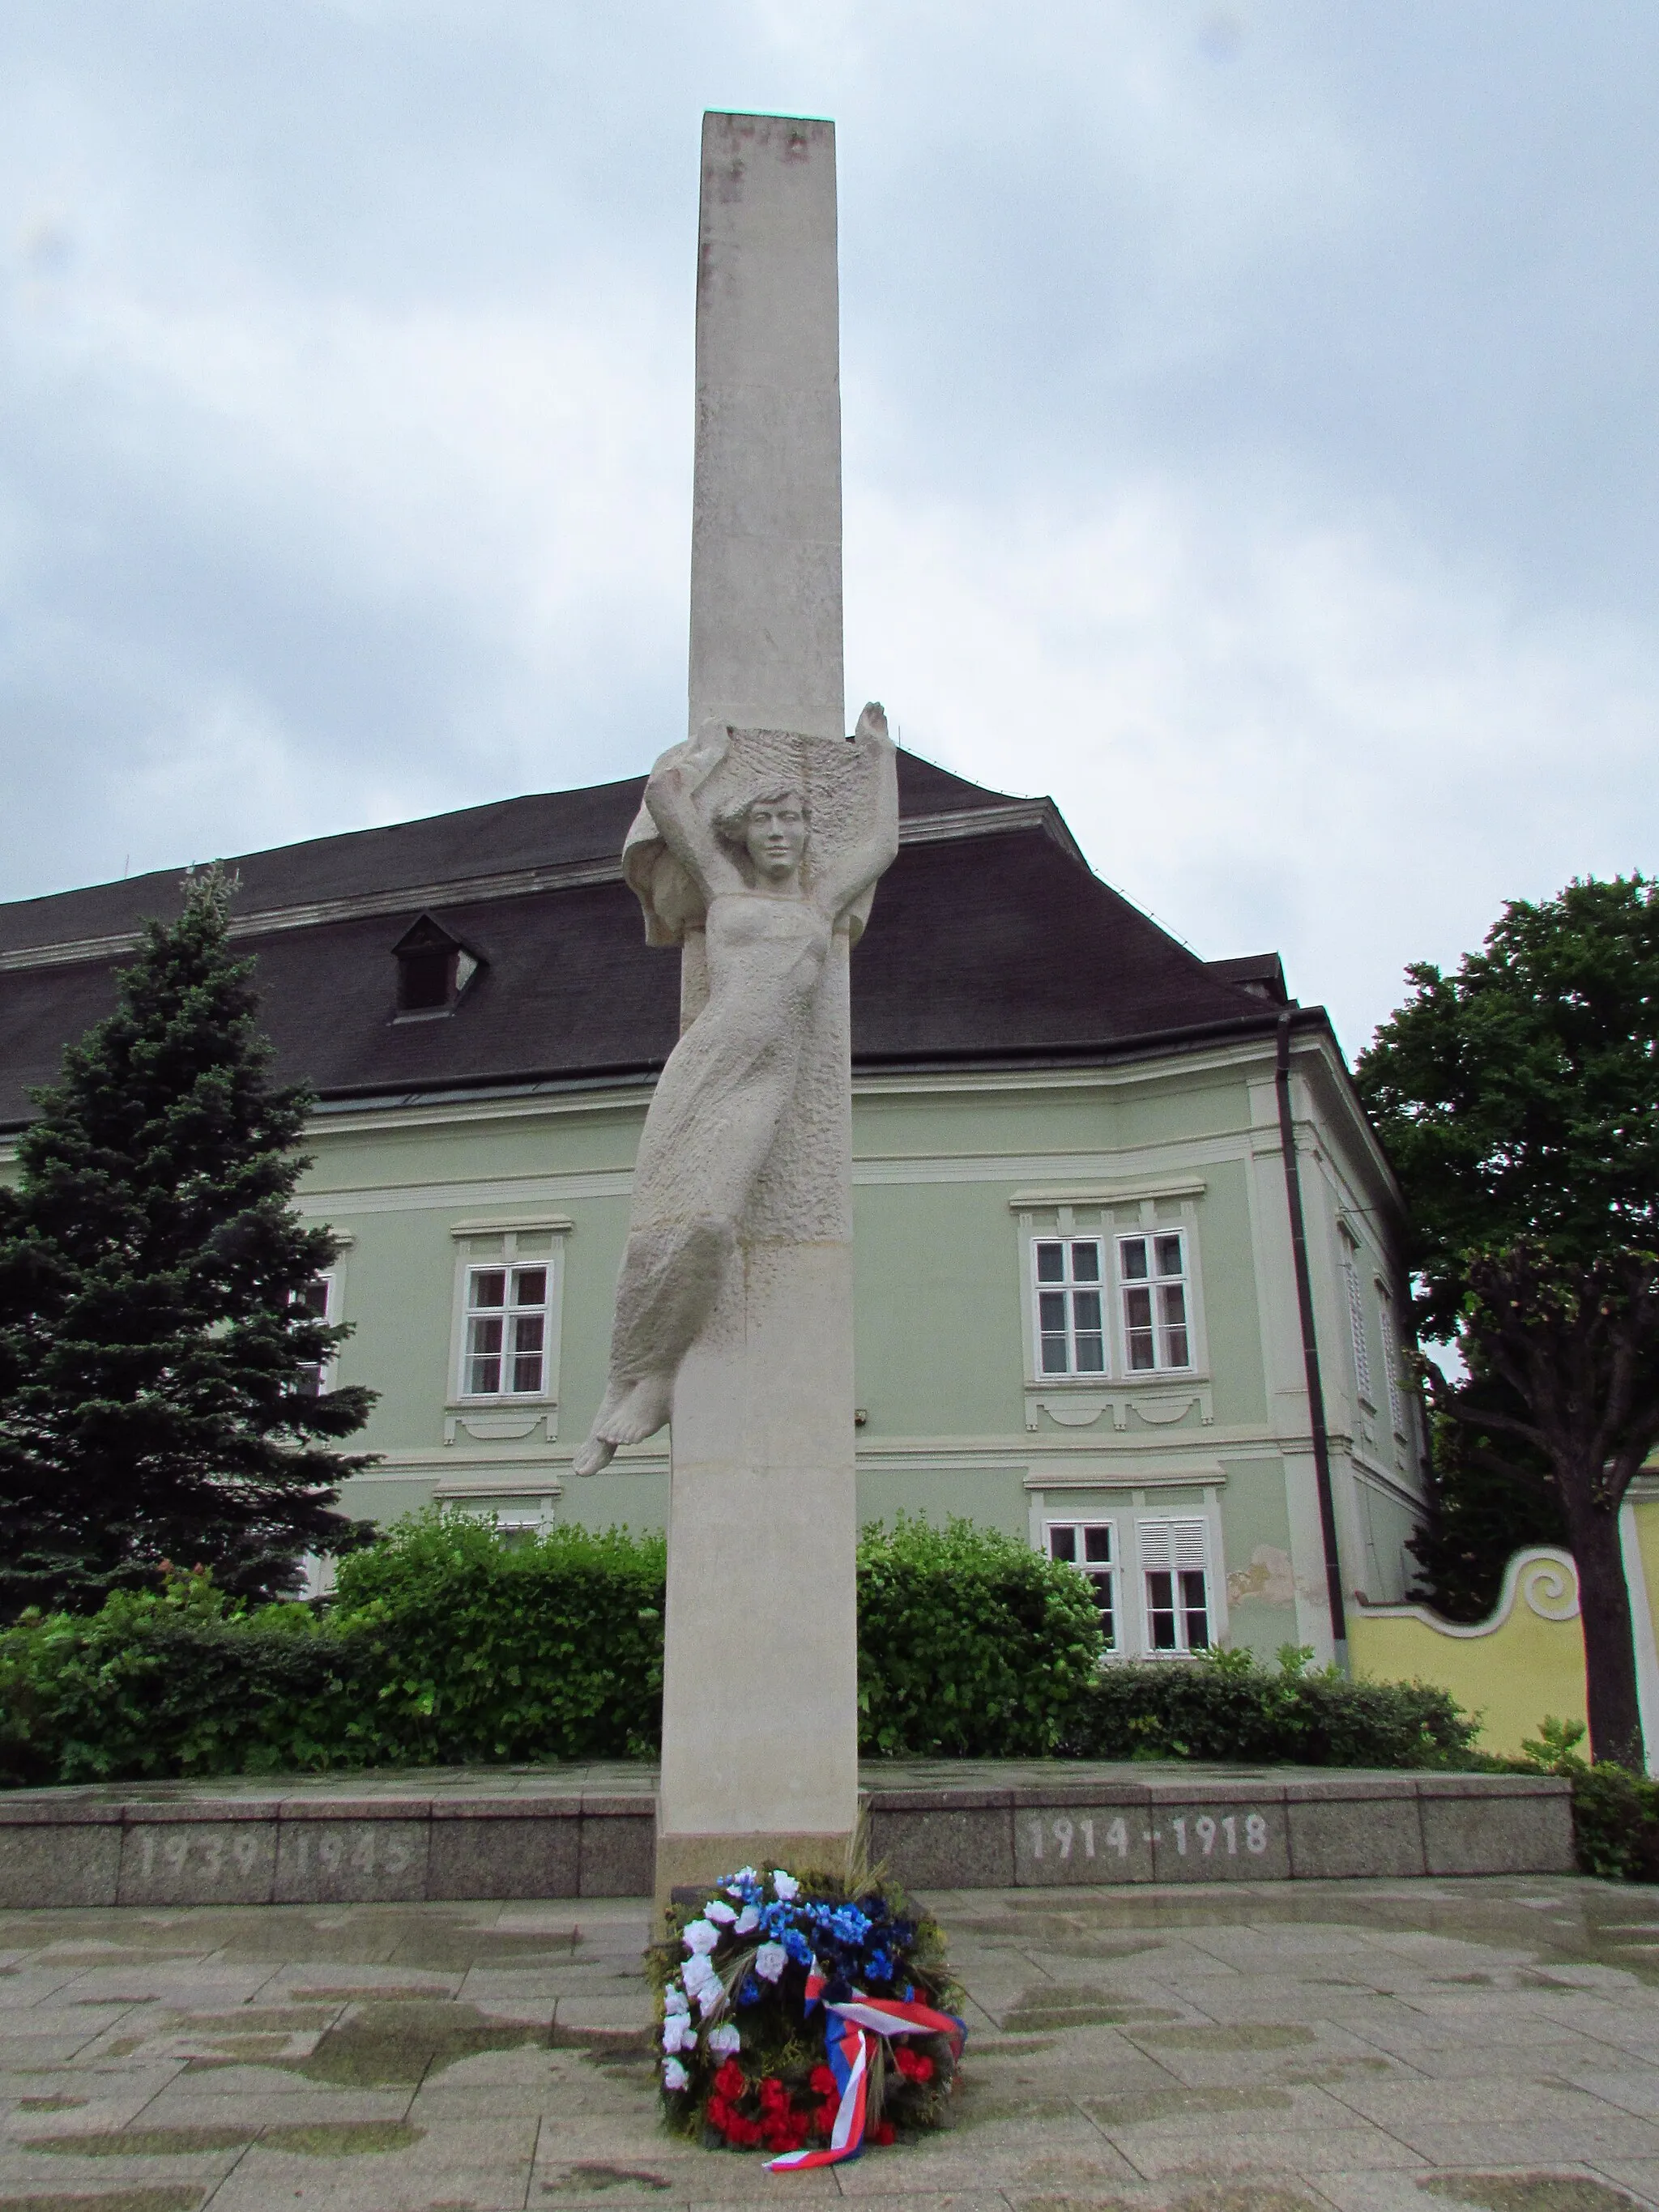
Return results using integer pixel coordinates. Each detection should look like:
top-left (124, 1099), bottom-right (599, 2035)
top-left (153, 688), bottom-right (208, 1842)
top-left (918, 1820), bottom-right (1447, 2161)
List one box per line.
top-left (6, 1877), bottom-right (1659, 2211)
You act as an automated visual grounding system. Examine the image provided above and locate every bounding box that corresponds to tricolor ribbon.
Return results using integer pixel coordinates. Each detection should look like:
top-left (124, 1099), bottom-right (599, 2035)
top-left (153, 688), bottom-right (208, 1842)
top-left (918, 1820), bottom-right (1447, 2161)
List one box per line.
top-left (765, 1977), bottom-right (966, 2172)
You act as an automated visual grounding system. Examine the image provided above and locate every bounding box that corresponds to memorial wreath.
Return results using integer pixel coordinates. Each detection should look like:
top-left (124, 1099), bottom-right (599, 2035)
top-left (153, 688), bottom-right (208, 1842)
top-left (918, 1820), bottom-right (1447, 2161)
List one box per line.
top-left (650, 1865), bottom-right (966, 2167)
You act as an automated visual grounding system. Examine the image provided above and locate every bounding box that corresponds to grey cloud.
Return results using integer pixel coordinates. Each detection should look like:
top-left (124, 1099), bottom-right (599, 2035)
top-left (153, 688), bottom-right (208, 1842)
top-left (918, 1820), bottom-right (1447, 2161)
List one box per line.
top-left (1, 0), bottom-right (1655, 1051)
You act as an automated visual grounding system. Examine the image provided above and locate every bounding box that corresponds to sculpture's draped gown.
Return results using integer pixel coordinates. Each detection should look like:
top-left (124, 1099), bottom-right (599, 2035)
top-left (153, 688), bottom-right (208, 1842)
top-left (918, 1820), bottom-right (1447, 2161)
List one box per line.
top-left (605, 888), bottom-right (834, 1384)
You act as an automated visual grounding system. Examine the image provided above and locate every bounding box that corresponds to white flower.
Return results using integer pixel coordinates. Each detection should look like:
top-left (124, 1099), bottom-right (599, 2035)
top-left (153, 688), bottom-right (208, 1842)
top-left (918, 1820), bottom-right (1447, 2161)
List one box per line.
top-left (734, 1905), bottom-right (761, 1936)
top-left (694, 1975), bottom-right (727, 2019)
top-left (663, 1983), bottom-right (689, 2016)
top-left (754, 1941), bottom-right (787, 1983)
top-left (682, 1918), bottom-right (720, 1954)
top-left (662, 2056), bottom-right (689, 2093)
top-left (706, 2022), bottom-right (741, 2059)
top-left (731, 1865), bottom-right (758, 1886)
top-left (662, 2014), bottom-right (696, 2054)
top-left (771, 1871), bottom-right (800, 1901)
top-left (706, 1899), bottom-right (737, 1924)
top-left (682, 1950), bottom-right (719, 1997)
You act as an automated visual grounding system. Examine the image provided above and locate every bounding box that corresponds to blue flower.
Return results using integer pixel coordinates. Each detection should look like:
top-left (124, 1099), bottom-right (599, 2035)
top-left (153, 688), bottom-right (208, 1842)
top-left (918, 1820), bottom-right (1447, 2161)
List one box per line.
top-left (736, 1972), bottom-right (762, 2006)
top-left (783, 1927), bottom-right (812, 1965)
top-left (866, 1948), bottom-right (893, 1983)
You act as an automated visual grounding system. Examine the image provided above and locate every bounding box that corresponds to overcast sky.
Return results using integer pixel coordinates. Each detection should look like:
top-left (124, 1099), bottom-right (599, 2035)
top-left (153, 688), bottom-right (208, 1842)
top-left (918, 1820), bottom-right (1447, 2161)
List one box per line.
top-left (2, 2), bottom-right (1656, 1055)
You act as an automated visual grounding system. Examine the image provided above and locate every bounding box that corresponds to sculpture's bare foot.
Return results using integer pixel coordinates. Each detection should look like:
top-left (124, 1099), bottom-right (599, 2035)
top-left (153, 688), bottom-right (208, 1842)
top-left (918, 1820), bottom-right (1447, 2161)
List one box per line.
top-left (572, 1373), bottom-right (672, 1475)
top-left (571, 1431), bottom-right (617, 1477)
top-left (604, 1372), bottom-right (673, 1447)
top-left (573, 1376), bottom-right (631, 1477)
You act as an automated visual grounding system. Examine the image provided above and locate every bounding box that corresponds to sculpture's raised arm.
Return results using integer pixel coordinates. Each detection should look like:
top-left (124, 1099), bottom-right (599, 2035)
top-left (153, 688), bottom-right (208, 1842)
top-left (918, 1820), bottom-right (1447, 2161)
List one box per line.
top-left (817, 701), bottom-right (900, 918)
top-left (645, 726), bottom-right (742, 905)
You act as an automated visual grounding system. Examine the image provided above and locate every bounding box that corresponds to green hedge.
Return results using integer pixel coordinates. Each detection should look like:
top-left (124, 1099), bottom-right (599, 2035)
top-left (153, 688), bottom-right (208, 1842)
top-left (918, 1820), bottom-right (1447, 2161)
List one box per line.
top-left (0, 1518), bottom-right (668, 1786)
top-left (856, 1516), bottom-right (1102, 1756)
top-left (1501, 1719), bottom-right (1659, 1883)
top-left (0, 1573), bottom-right (372, 1787)
top-left (331, 1511), bottom-right (667, 1763)
top-left (2, 1513), bottom-right (1478, 1788)
top-left (1068, 1644), bottom-right (1478, 1768)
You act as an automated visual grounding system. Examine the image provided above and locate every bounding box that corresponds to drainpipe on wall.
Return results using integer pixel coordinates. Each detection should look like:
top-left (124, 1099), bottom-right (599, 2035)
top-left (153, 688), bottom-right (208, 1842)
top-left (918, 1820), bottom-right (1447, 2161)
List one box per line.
top-left (1275, 1011), bottom-right (1349, 1669)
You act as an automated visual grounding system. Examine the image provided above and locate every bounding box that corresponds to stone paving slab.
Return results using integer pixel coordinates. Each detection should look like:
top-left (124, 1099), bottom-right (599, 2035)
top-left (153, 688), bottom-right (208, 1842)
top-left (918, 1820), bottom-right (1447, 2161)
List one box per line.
top-left (6, 1878), bottom-right (1659, 2210)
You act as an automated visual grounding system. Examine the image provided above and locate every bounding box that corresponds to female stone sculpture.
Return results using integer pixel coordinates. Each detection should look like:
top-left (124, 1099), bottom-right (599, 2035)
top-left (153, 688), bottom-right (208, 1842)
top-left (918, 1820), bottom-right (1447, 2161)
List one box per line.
top-left (572, 705), bottom-right (898, 1477)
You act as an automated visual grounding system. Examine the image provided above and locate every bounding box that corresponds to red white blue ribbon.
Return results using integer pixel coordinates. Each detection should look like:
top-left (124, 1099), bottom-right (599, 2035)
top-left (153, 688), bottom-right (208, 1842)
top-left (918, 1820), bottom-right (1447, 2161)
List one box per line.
top-left (765, 1983), bottom-right (966, 2172)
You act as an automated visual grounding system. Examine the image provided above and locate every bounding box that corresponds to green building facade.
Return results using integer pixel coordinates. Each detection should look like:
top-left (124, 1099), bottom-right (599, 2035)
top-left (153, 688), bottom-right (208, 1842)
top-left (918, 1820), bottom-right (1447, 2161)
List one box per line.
top-left (0, 753), bottom-right (1426, 1664)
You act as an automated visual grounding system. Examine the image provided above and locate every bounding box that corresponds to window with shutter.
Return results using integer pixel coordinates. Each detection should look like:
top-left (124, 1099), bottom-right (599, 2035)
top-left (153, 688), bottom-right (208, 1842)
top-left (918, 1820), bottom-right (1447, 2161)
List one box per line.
top-left (1137, 1517), bottom-right (1212, 1653)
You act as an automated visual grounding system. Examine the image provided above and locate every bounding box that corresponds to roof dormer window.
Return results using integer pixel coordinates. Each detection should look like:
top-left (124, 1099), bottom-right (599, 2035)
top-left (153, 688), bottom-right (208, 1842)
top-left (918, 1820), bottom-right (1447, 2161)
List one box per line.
top-left (391, 914), bottom-right (480, 1021)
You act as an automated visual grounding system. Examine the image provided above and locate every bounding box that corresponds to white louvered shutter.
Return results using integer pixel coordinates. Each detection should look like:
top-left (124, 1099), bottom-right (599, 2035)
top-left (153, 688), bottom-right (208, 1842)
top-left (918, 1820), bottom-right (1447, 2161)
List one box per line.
top-left (1345, 1262), bottom-right (1373, 1401)
top-left (1137, 1519), bottom-right (1209, 1573)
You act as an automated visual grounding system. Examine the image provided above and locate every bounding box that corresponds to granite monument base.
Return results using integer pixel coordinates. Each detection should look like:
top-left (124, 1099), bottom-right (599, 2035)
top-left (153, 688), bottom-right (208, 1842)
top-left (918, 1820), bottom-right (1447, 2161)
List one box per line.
top-left (0, 1762), bottom-right (1573, 1909)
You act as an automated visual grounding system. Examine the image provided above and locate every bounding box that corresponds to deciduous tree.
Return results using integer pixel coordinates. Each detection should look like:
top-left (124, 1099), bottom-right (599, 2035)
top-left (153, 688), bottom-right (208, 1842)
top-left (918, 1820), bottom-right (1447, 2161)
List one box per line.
top-left (1357, 876), bottom-right (1659, 1766)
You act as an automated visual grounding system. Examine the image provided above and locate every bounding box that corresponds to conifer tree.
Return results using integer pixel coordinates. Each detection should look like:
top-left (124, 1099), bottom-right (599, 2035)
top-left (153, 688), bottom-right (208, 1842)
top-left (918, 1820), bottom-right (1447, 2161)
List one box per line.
top-left (0, 867), bottom-right (375, 1618)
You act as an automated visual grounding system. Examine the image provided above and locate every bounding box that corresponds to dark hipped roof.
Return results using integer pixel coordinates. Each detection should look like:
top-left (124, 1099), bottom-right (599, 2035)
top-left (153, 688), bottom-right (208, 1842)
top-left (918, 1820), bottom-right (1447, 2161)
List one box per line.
top-left (0, 753), bottom-right (1011, 957)
top-left (0, 752), bottom-right (1290, 1125)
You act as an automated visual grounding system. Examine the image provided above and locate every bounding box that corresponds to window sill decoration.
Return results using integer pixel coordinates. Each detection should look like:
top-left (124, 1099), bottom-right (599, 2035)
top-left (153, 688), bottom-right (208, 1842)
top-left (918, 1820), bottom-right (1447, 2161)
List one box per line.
top-left (650, 1865), bottom-right (965, 2167)
top-left (1025, 1381), bottom-right (1214, 1432)
top-left (441, 1407), bottom-right (557, 1445)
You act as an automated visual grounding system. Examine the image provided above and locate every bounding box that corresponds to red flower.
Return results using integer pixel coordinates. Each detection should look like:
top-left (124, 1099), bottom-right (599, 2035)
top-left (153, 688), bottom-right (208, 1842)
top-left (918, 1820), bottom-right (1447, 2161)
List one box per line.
top-left (809, 2065), bottom-right (838, 2097)
top-left (706, 2095), bottom-right (732, 2134)
top-left (871, 2117), bottom-right (896, 2146)
top-left (713, 2060), bottom-right (746, 2101)
top-left (893, 2046), bottom-right (934, 2082)
top-left (758, 2077), bottom-right (789, 2112)
top-left (812, 2098), bottom-right (834, 2137)
top-left (729, 2112), bottom-right (764, 2147)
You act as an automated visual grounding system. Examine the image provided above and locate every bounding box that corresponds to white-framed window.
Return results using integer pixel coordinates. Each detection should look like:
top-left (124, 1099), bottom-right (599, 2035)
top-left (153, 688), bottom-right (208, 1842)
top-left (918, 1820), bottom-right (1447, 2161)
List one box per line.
top-left (1015, 1196), bottom-right (1209, 1399)
top-left (1118, 1230), bottom-right (1192, 1372)
top-left (1044, 1519), bottom-right (1118, 1649)
top-left (462, 1261), bottom-right (551, 1399)
top-left (1376, 1290), bottom-right (1405, 1436)
top-left (1137, 1518), bottom-right (1212, 1653)
top-left (293, 1269), bottom-right (339, 1397)
top-left (446, 1218), bottom-right (569, 1423)
top-left (1343, 1255), bottom-right (1373, 1404)
top-left (1033, 1236), bottom-right (1107, 1375)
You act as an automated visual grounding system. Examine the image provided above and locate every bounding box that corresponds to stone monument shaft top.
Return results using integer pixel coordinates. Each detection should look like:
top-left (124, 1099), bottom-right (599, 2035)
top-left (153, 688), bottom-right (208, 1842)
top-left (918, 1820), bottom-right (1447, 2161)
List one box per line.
top-left (689, 111), bottom-right (843, 746)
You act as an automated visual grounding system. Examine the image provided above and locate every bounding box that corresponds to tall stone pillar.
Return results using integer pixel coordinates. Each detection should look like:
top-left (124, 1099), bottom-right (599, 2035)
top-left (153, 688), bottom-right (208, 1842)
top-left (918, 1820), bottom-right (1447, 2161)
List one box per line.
top-left (688, 110), bottom-right (843, 747)
top-left (653, 112), bottom-right (860, 1904)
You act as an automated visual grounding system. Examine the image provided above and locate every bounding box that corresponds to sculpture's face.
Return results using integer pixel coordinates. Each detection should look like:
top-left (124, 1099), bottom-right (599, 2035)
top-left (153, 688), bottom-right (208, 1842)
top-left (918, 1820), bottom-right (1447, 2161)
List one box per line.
top-left (744, 794), bottom-right (808, 881)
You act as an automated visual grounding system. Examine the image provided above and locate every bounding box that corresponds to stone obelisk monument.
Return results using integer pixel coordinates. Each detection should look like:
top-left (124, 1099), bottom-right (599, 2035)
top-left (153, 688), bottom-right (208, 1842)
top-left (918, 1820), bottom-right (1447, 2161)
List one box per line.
top-left (570, 113), bottom-right (894, 1907)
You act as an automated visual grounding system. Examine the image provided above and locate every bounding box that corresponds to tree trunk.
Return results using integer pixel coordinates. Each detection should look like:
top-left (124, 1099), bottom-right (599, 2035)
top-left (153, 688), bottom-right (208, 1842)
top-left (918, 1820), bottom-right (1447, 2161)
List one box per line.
top-left (1565, 1495), bottom-right (1645, 1770)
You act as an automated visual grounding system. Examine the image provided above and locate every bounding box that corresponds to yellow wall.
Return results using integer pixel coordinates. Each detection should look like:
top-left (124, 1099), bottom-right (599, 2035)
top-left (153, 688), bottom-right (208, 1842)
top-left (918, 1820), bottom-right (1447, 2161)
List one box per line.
top-left (1349, 1549), bottom-right (1588, 1760)
top-left (1636, 1502), bottom-right (1659, 1642)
